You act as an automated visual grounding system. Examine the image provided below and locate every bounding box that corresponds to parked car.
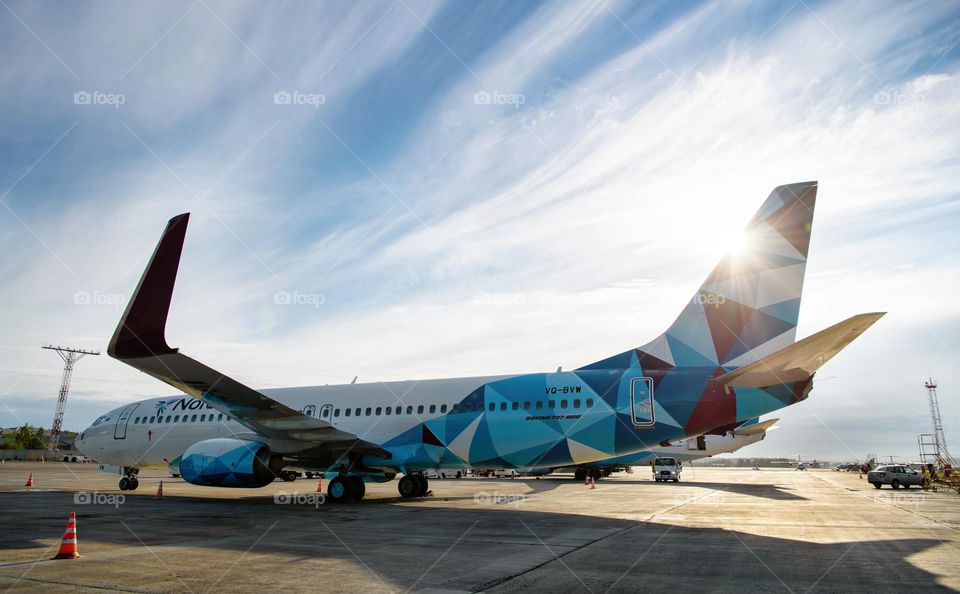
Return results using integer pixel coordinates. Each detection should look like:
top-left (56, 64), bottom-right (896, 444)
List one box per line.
top-left (867, 465), bottom-right (924, 489)
top-left (61, 454), bottom-right (90, 463)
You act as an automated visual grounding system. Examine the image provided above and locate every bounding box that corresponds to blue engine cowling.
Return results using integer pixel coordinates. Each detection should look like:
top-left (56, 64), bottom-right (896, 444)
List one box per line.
top-left (179, 438), bottom-right (277, 488)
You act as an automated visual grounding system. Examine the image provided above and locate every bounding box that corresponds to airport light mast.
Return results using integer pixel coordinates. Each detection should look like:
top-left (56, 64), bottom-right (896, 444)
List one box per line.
top-left (41, 344), bottom-right (99, 453)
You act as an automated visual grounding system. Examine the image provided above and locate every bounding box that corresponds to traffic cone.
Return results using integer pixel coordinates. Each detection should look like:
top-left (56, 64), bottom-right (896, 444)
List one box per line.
top-left (25, 473), bottom-right (33, 487)
top-left (53, 512), bottom-right (80, 559)
top-left (316, 479), bottom-right (323, 493)
top-left (155, 481), bottom-right (164, 501)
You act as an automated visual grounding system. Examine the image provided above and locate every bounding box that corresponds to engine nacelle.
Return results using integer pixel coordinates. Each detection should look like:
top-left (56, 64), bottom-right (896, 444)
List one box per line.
top-left (179, 438), bottom-right (280, 488)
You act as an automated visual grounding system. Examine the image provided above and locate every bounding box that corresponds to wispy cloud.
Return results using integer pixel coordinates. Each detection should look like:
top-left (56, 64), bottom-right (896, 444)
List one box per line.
top-left (0, 0), bottom-right (958, 459)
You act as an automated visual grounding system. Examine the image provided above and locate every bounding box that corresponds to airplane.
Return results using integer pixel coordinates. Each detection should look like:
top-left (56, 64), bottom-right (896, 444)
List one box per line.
top-left (76, 181), bottom-right (884, 502)
top-left (522, 417), bottom-right (779, 480)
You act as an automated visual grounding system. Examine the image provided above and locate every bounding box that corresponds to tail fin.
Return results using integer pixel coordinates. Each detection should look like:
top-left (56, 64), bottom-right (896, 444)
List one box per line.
top-left (582, 181), bottom-right (817, 370)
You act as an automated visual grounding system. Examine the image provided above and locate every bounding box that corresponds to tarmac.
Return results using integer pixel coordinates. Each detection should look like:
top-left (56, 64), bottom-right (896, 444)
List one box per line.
top-left (1, 461), bottom-right (959, 592)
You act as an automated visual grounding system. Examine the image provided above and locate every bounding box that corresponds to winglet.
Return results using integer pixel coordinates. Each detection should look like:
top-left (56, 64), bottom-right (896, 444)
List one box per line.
top-left (108, 213), bottom-right (190, 359)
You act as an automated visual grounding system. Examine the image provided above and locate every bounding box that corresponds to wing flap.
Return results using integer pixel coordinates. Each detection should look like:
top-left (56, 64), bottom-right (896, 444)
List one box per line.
top-left (715, 312), bottom-right (885, 388)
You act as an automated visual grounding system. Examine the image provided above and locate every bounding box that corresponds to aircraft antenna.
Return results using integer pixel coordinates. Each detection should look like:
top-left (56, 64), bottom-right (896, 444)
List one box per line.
top-left (41, 344), bottom-right (100, 453)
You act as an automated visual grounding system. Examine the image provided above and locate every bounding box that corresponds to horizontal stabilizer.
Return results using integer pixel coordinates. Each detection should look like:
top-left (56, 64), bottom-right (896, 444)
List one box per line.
top-left (733, 418), bottom-right (779, 436)
top-left (715, 313), bottom-right (885, 388)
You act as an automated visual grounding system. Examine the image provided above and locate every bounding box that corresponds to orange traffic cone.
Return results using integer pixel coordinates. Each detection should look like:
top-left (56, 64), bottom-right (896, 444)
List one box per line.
top-left (316, 479), bottom-right (323, 493)
top-left (25, 473), bottom-right (33, 487)
top-left (53, 512), bottom-right (79, 559)
top-left (155, 481), bottom-right (164, 501)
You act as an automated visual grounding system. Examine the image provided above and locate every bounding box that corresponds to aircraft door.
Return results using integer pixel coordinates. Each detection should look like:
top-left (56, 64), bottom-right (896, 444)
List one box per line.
top-left (114, 403), bottom-right (141, 439)
top-left (319, 405), bottom-right (333, 422)
top-left (630, 377), bottom-right (655, 427)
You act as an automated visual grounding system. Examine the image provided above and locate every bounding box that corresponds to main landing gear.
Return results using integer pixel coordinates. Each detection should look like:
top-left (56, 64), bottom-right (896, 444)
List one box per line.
top-left (398, 473), bottom-right (429, 498)
top-left (119, 468), bottom-right (140, 491)
top-left (327, 475), bottom-right (366, 503)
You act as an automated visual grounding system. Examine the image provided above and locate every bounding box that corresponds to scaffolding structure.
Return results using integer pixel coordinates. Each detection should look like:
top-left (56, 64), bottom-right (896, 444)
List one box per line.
top-left (917, 378), bottom-right (958, 493)
top-left (42, 344), bottom-right (99, 452)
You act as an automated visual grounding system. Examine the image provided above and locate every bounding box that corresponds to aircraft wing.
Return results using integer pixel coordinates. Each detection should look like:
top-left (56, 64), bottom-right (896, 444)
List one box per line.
top-left (732, 418), bottom-right (779, 436)
top-left (715, 312), bottom-right (885, 388)
top-left (108, 213), bottom-right (387, 456)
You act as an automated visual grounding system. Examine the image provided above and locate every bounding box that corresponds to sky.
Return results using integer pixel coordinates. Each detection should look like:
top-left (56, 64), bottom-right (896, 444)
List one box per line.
top-left (0, 0), bottom-right (958, 462)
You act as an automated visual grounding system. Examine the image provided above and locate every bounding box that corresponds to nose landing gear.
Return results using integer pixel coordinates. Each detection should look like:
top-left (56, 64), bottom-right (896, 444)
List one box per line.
top-left (119, 468), bottom-right (140, 491)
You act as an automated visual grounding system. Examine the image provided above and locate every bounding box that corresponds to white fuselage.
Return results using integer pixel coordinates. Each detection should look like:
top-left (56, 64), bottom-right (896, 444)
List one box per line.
top-left (78, 375), bottom-right (513, 469)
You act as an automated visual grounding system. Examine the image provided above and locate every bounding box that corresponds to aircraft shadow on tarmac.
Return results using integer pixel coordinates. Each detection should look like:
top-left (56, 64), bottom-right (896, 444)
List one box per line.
top-left (0, 491), bottom-right (951, 592)
top-left (498, 478), bottom-right (807, 501)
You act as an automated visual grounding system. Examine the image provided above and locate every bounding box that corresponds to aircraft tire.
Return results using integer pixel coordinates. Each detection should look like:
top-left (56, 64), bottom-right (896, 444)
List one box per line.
top-left (348, 476), bottom-right (365, 501)
top-left (398, 474), bottom-right (419, 498)
top-left (328, 476), bottom-right (350, 503)
top-left (129, 477), bottom-right (139, 490)
top-left (415, 475), bottom-right (429, 497)
top-left (119, 477), bottom-right (130, 491)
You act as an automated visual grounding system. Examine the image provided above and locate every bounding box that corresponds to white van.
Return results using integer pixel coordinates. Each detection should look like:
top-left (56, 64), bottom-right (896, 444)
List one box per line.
top-left (652, 457), bottom-right (681, 482)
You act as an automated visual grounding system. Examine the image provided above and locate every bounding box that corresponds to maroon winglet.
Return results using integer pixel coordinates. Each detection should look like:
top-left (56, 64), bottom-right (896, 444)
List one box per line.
top-left (108, 213), bottom-right (190, 359)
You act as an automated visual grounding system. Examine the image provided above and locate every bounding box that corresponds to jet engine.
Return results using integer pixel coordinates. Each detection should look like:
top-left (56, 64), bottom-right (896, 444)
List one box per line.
top-left (179, 438), bottom-right (282, 488)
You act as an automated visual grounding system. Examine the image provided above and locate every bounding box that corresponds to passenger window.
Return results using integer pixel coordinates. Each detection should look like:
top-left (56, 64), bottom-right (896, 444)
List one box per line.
top-left (345, 408), bottom-right (352, 417)
top-left (182, 416), bottom-right (189, 422)
top-left (150, 416), bottom-right (156, 423)
top-left (560, 400), bottom-right (568, 409)
top-left (535, 401), bottom-right (543, 410)
top-left (488, 403), bottom-right (496, 411)
top-left (355, 408), bottom-right (361, 416)
top-left (429, 404), bottom-right (436, 413)
top-left (512, 402), bottom-right (519, 411)
top-left (452, 404), bottom-right (460, 412)
top-left (199, 414), bottom-right (205, 422)
top-left (166, 415), bottom-right (172, 423)
top-left (500, 402), bottom-right (507, 411)
top-left (395, 406), bottom-right (401, 414)
top-left (191, 415), bottom-right (197, 422)
top-left (174, 415), bottom-right (180, 422)
top-left (226, 416), bottom-right (232, 421)
top-left (406, 406), bottom-right (413, 414)
top-left (365, 408), bottom-right (372, 416)
top-left (375, 407), bottom-right (382, 415)
top-left (549, 400), bottom-right (556, 408)
top-left (334, 409), bottom-right (340, 418)
top-left (586, 398), bottom-right (594, 407)
top-left (217, 414), bottom-right (223, 421)
top-left (523, 401), bottom-right (531, 410)
top-left (417, 405), bottom-right (424, 414)
top-left (385, 407), bottom-right (391, 416)
top-left (573, 399), bottom-right (580, 408)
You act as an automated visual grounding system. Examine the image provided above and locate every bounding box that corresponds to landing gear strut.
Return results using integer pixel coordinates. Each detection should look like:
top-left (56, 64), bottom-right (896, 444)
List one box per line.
top-left (398, 473), bottom-right (429, 498)
top-left (119, 468), bottom-right (140, 491)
